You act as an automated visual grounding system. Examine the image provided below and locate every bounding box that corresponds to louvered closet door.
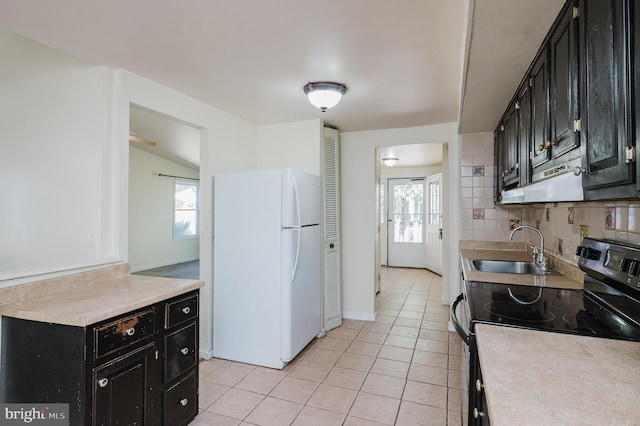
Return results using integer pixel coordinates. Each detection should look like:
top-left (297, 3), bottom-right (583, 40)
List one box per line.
top-left (322, 126), bottom-right (342, 332)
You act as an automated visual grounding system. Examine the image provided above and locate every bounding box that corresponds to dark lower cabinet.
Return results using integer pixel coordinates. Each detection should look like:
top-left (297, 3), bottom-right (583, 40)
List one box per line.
top-left (0, 290), bottom-right (199, 426)
top-left (163, 371), bottom-right (198, 426)
top-left (93, 343), bottom-right (157, 426)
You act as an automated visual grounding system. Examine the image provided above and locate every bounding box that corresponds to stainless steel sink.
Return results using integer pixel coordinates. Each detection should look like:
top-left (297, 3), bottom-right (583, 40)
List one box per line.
top-left (471, 259), bottom-right (548, 275)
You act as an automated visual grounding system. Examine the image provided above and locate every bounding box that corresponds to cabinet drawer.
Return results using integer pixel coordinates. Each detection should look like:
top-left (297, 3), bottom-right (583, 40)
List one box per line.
top-left (166, 294), bottom-right (198, 329)
top-left (163, 370), bottom-right (197, 426)
top-left (165, 323), bottom-right (197, 382)
top-left (94, 309), bottom-right (156, 359)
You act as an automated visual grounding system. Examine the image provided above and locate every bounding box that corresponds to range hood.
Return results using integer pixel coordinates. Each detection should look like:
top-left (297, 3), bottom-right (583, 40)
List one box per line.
top-left (499, 169), bottom-right (584, 204)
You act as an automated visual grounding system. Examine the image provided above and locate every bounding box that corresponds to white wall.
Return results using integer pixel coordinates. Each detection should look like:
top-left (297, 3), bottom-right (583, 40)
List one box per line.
top-left (0, 27), bottom-right (259, 359)
top-left (128, 147), bottom-right (199, 272)
top-left (0, 27), bottom-right (119, 284)
top-left (340, 123), bottom-right (460, 320)
top-left (119, 71), bottom-right (257, 359)
top-left (256, 119), bottom-right (322, 173)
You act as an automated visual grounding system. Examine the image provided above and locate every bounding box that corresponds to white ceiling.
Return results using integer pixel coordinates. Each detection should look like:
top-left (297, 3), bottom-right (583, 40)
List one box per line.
top-left (379, 144), bottom-right (443, 169)
top-left (0, 0), bottom-right (565, 167)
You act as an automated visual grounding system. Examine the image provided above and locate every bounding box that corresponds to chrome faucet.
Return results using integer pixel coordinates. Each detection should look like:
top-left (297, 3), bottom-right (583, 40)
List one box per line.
top-left (509, 225), bottom-right (547, 272)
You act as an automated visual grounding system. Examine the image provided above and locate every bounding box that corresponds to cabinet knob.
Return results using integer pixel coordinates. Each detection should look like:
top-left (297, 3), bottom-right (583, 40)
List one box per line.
top-left (475, 379), bottom-right (484, 392)
top-left (182, 307), bottom-right (191, 315)
top-left (573, 166), bottom-right (587, 176)
top-left (473, 408), bottom-right (485, 419)
top-left (98, 378), bottom-right (109, 388)
top-left (125, 327), bottom-right (136, 336)
top-left (180, 398), bottom-right (189, 407)
top-left (537, 141), bottom-right (552, 152)
top-left (180, 347), bottom-right (189, 355)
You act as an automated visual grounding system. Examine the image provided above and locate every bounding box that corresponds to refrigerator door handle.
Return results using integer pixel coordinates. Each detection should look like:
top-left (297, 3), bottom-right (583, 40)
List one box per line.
top-left (291, 227), bottom-right (301, 281)
top-left (292, 174), bottom-right (302, 228)
top-left (290, 174), bottom-right (302, 281)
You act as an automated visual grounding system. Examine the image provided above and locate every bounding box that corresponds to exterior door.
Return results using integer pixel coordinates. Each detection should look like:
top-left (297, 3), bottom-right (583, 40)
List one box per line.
top-left (387, 178), bottom-right (426, 268)
top-left (426, 173), bottom-right (443, 274)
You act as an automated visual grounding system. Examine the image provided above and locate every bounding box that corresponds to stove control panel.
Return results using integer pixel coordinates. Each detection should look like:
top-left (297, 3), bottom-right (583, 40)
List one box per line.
top-left (578, 238), bottom-right (640, 289)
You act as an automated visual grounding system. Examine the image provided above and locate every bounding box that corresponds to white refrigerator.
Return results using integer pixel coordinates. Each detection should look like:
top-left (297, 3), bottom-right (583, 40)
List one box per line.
top-left (212, 168), bottom-right (322, 369)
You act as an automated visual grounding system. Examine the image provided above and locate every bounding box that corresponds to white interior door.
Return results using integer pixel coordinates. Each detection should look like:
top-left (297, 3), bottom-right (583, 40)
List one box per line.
top-left (426, 173), bottom-right (443, 274)
top-left (322, 127), bottom-right (342, 332)
top-left (387, 178), bottom-right (426, 268)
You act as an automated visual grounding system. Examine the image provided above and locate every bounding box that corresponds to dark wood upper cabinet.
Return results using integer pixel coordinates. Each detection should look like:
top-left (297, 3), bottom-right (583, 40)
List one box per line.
top-left (550, 3), bottom-right (580, 159)
top-left (517, 81), bottom-right (532, 186)
top-left (499, 101), bottom-right (520, 189)
top-left (580, 0), bottom-right (634, 193)
top-left (495, 0), bottom-right (640, 202)
top-left (529, 49), bottom-right (551, 172)
top-left (635, 0), bottom-right (640, 192)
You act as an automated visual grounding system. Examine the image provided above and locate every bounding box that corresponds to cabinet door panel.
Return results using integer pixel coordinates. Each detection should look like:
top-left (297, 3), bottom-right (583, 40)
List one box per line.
top-left (93, 343), bottom-right (156, 426)
top-left (165, 323), bottom-right (197, 382)
top-left (530, 50), bottom-right (551, 171)
top-left (500, 102), bottom-right (520, 188)
top-left (163, 371), bottom-right (198, 426)
top-left (550, 3), bottom-right (580, 158)
top-left (517, 83), bottom-right (531, 185)
top-left (580, 0), bottom-right (633, 189)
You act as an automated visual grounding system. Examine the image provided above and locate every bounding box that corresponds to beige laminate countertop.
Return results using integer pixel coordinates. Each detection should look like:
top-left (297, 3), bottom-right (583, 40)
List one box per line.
top-left (475, 324), bottom-right (640, 426)
top-left (0, 274), bottom-right (204, 327)
top-left (460, 240), bottom-right (584, 289)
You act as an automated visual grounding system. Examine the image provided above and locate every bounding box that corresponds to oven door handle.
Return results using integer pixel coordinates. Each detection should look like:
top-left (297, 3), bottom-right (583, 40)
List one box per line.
top-left (451, 292), bottom-right (470, 346)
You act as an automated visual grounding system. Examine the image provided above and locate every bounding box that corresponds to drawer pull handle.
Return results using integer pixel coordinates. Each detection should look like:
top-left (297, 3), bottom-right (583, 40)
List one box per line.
top-left (180, 398), bottom-right (188, 407)
top-left (125, 327), bottom-right (136, 336)
top-left (98, 378), bottom-right (109, 388)
top-left (181, 347), bottom-right (189, 355)
top-left (182, 307), bottom-right (191, 315)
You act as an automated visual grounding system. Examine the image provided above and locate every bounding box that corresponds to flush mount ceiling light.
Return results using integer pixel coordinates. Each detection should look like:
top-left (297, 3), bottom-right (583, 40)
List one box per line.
top-left (303, 82), bottom-right (347, 112)
top-left (382, 157), bottom-right (399, 167)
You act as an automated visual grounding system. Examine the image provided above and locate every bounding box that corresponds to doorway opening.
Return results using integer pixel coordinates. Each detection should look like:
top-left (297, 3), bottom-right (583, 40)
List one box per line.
top-left (128, 104), bottom-right (203, 280)
top-left (375, 143), bottom-right (445, 294)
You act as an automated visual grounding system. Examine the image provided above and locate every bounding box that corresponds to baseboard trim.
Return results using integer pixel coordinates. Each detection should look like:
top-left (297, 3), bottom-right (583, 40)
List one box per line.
top-left (342, 311), bottom-right (376, 322)
top-left (199, 349), bottom-right (213, 360)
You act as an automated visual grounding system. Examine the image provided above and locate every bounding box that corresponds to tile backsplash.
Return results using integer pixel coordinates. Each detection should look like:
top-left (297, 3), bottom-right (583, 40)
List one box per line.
top-left (460, 132), bottom-right (640, 266)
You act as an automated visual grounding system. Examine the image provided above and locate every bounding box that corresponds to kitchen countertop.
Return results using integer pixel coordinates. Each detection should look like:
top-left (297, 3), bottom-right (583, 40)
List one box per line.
top-left (460, 240), bottom-right (584, 289)
top-left (0, 273), bottom-right (203, 326)
top-left (475, 324), bottom-right (640, 426)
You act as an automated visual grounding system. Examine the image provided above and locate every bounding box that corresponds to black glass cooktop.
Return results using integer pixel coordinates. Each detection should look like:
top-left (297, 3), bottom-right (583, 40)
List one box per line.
top-left (466, 281), bottom-right (640, 341)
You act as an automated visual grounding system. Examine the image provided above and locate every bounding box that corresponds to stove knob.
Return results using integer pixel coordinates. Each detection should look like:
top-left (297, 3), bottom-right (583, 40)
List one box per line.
top-left (585, 248), bottom-right (601, 260)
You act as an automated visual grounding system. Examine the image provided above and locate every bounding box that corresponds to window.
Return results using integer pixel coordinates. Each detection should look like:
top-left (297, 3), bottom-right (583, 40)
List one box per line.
top-left (174, 179), bottom-right (199, 239)
top-left (429, 180), bottom-right (440, 226)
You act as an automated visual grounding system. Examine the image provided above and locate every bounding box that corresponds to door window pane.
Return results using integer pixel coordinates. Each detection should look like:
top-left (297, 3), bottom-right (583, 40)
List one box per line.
top-left (392, 182), bottom-right (424, 243)
top-left (429, 180), bottom-right (440, 226)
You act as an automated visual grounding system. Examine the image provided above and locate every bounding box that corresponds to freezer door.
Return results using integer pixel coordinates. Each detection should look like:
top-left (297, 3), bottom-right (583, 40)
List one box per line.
top-left (282, 169), bottom-right (321, 227)
top-left (281, 225), bottom-right (322, 361)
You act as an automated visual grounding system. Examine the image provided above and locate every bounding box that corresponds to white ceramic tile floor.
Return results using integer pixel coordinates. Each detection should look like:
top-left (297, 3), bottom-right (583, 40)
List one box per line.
top-left (192, 267), bottom-right (464, 426)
